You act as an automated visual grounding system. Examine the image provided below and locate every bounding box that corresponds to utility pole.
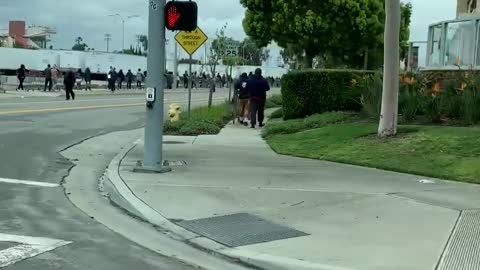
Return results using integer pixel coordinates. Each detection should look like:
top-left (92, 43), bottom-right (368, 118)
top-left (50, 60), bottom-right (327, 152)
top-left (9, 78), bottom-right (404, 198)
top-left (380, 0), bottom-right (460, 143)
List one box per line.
top-left (378, 0), bottom-right (401, 137)
top-left (188, 55), bottom-right (192, 117)
top-left (136, 0), bottom-right (171, 173)
top-left (104, 34), bottom-right (111, 52)
top-left (173, 40), bottom-right (178, 90)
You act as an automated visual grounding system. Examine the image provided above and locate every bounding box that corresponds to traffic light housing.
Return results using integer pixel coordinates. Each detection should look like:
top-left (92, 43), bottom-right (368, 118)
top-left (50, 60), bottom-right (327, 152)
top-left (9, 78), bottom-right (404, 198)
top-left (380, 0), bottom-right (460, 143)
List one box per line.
top-left (165, 1), bottom-right (198, 31)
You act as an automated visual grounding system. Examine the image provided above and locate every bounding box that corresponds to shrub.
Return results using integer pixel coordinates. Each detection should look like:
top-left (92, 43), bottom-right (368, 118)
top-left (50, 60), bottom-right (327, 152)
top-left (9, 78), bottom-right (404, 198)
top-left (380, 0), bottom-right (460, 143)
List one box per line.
top-left (164, 120), bottom-right (185, 135)
top-left (357, 73), bottom-right (383, 118)
top-left (267, 94), bottom-right (283, 107)
top-left (460, 76), bottom-right (480, 125)
top-left (262, 119), bottom-right (306, 138)
top-left (178, 121), bottom-right (221, 136)
top-left (269, 108), bottom-right (284, 119)
top-left (399, 75), bottom-right (424, 123)
top-left (281, 69), bottom-right (371, 120)
top-left (304, 112), bottom-right (351, 129)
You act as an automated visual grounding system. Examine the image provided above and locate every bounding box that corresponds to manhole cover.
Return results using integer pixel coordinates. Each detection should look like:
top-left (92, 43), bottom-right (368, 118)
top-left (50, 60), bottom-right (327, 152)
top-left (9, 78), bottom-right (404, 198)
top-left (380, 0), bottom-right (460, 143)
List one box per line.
top-left (437, 210), bottom-right (480, 270)
top-left (175, 213), bottom-right (309, 247)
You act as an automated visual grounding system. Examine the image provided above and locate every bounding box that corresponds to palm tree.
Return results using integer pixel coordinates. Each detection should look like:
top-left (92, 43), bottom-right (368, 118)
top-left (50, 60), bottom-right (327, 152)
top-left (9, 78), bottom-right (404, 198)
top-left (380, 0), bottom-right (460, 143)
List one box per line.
top-left (75, 37), bottom-right (83, 45)
top-left (378, 0), bottom-right (401, 137)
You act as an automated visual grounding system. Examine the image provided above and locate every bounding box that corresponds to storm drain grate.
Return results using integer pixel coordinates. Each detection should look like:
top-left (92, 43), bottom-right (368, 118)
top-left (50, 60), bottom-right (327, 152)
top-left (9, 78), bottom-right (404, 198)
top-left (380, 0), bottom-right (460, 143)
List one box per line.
top-left (437, 210), bottom-right (480, 270)
top-left (175, 213), bottom-right (309, 247)
top-left (163, 160), bottom-right (187, 166)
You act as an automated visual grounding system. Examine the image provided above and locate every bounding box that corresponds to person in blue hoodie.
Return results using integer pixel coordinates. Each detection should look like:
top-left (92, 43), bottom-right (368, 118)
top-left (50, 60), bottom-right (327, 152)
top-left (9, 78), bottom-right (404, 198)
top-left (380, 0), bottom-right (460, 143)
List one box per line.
top-left (246, 68), bottom-right (270, 128)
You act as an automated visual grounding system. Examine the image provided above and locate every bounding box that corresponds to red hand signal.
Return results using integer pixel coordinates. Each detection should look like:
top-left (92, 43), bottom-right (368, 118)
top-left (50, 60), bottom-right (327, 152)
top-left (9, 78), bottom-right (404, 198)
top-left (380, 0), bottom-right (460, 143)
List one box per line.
top-left (167, 6), bottom-right (181, 28)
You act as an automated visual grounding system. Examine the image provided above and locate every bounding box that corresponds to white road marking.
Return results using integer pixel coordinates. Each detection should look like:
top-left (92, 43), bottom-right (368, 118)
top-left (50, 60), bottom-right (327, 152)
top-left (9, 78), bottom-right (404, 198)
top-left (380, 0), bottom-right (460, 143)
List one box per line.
top-left (0, 178), bottom-right (59, 188)
top-left (0, 233), bottom-right (72, 268)
top-left (419, 179), bottom-right (436, 184)
top-left (1, 96), bottom-right (143, 106)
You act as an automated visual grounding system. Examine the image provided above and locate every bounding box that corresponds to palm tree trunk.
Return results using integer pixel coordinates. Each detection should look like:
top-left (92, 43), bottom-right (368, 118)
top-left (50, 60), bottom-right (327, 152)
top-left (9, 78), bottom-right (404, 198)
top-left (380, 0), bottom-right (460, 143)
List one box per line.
top-left (378, 0), bottom-right (401, 137)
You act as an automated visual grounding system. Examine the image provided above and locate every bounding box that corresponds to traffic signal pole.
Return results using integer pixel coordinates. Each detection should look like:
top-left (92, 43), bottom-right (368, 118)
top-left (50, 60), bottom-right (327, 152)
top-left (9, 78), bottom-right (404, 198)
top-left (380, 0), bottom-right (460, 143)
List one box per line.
top-left (136, 0), bottom-right (171, 173)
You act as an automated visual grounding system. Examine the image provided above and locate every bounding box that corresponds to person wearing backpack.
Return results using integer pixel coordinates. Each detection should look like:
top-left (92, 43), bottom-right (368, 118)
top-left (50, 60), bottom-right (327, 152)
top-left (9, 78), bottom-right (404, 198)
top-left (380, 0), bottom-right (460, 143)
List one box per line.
top-left (234, 73), bottom-right (250, 126)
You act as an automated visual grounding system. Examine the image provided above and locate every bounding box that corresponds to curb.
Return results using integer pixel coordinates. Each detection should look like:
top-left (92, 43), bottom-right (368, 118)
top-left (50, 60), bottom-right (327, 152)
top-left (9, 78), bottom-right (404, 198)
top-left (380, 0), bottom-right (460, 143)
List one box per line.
top-left (103, 140), bottom-right (355, 270)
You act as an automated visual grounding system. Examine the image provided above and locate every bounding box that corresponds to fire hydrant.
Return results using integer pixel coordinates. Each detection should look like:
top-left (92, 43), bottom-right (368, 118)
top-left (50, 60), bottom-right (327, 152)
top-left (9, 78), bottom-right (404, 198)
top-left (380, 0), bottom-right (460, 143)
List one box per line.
top-left (168, 103), bottom-right (181, 122)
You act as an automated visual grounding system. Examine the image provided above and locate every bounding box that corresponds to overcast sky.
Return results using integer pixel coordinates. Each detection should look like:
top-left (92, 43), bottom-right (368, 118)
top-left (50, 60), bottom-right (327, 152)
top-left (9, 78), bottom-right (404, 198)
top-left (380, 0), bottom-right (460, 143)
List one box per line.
top-left (0, 0), bottom-right (457, 64)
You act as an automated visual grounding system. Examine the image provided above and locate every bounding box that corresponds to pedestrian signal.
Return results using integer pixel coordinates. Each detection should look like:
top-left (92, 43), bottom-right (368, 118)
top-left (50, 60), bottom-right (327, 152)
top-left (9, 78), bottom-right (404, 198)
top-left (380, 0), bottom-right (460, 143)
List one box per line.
top-left (165, 1), bottom-right (198, 31)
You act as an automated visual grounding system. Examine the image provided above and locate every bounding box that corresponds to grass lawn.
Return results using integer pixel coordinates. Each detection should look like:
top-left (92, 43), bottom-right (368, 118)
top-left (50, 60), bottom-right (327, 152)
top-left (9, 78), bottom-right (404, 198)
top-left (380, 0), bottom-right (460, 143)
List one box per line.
top-left (267, 123), bottom-right (480, 184)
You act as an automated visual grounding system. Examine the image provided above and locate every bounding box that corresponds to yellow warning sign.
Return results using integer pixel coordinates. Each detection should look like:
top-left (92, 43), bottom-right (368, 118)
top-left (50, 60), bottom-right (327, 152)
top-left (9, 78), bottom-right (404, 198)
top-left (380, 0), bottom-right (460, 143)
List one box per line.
top-left (175, 27), bottom-right (208, 56)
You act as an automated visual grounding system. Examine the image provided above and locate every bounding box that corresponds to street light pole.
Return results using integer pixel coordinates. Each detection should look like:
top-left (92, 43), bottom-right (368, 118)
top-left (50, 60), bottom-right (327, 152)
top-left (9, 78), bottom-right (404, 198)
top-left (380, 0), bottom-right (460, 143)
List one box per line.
top-left (121, 18), bottom-right (125, 52)
top-left (109, 14), bottom-right (139, 51)
top-left (104, 33), bottom-right (111, 52)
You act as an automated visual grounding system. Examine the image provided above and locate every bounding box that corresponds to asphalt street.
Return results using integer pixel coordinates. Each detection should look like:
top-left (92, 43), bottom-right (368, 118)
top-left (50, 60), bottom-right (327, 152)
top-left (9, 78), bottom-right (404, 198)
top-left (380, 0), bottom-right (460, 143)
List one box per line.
top-left (0, 89), bottom-right (228, 270)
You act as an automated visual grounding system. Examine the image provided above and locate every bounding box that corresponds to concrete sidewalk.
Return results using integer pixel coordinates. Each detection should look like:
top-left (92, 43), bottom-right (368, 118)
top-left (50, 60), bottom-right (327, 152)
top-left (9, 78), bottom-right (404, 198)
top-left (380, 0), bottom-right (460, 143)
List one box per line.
top-left (106, 124), bottom-right (480, 270)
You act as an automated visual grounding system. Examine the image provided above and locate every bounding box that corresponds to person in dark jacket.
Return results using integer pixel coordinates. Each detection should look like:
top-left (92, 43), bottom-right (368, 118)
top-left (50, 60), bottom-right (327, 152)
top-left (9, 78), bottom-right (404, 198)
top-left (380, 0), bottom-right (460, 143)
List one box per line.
top-left (44, 64), bottom-right (53, 91)
top-left (125, 69), bottom-right (133, 89)
top-left (117, 69), bottom-right (125, 89)
top-left (64, 70), bottom-right (76, 100)
top-left (84, 67), bottom-right (92, 91)
top-left (234, 73), bottom-right (250, 125)
top-left (16, 64), bottom-right (29, 91)
top-left (247, 68), bottom-right (270, 128)
top-left (109, 68), bottom-right (117, 92)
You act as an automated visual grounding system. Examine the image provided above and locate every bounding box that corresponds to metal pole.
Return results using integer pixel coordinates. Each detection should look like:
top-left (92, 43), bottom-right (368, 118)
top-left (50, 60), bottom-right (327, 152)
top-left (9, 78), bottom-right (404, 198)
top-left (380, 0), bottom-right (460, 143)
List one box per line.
top-left (228, 65), bottom-right (233, 101)
top-left (122, 19), bottom-right (125, 51)
top-left (140, 0), bottom-right (170, 172)
top-left (188, 55), bottom-right (192, 118)
top-left (173, 40), bottom-right (178, 90)
top-left (407, 42), bottom-right (413, 72)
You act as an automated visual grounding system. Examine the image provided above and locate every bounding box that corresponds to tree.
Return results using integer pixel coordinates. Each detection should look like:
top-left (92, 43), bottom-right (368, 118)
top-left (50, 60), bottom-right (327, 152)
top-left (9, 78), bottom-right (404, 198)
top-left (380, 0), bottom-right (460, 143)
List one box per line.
top-left (378, 0), bottom-right (401, 137)
top-left (280, 44), bottom-right (306, 69)
top-left (241, 0), bottom-right (412, 70)
top-left (72, 37), bottom-right (88, 51)
top-left (400, 2), bottom-right (413, 61)
top-left (241, 0), bottom-right (382, 68)
top-left (238, 38), bottom-right (269, 66)
top-left (72, 43), bottom-right (88, 51)
top-left (75, 37), bottom-right (83, 45)
top-left (138, 35), bottom-right (148, 51)
top-left (207, 24), bottom-right (228, 108)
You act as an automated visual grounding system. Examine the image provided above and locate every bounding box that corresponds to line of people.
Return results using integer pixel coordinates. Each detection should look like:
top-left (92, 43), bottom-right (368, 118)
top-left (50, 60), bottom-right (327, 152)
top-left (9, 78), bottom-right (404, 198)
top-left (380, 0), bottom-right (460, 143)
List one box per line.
top-left (107, 67), bottom-right (145, 92)
top-left (234, 68), bottom-right (270, 129)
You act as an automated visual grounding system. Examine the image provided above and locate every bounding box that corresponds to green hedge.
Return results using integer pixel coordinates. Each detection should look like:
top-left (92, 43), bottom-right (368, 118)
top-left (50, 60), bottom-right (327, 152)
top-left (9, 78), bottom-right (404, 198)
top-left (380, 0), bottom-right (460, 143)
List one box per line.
top-left (281, 69), bottom-right (372, 119)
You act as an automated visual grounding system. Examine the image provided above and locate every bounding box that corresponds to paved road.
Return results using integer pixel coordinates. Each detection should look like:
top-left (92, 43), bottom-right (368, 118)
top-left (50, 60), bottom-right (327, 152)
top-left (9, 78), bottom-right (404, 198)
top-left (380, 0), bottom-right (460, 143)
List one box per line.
top-left (0, 89), bottom-right (228, 270)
